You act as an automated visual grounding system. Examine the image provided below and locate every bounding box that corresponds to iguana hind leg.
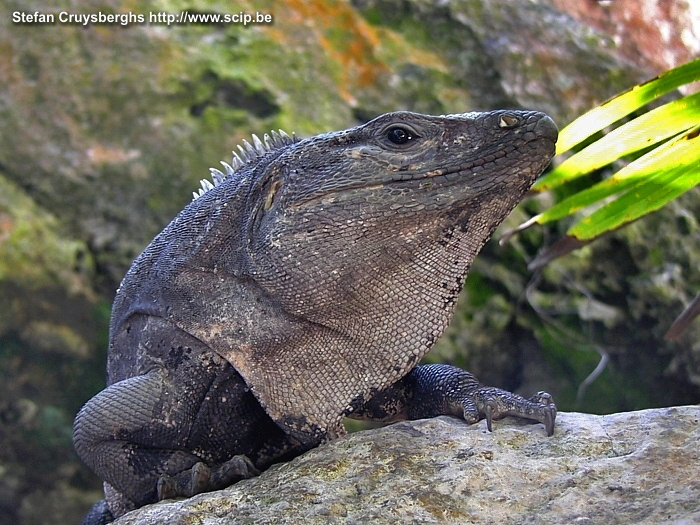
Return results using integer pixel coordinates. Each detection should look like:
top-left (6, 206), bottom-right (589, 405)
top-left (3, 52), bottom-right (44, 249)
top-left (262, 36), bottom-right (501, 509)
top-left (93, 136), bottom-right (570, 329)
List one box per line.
top-left (73, 363), bottom-right (261, 514)
top-left (350, 364), bottom-right (557, 436)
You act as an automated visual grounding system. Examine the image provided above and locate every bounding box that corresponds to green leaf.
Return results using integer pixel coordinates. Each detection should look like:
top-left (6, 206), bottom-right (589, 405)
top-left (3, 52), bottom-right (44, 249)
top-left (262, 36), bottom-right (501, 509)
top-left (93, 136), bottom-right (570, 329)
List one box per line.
top-left (535, 91), bottom-right (700, 192)
top-left (530, 125), bottom-right (700, 226)
top-left (568, 126), bottom-right (700, 240)
top-left (514, 61), bottom-right (700, 338)
top-left (556, 57), bottom-right (700, 154)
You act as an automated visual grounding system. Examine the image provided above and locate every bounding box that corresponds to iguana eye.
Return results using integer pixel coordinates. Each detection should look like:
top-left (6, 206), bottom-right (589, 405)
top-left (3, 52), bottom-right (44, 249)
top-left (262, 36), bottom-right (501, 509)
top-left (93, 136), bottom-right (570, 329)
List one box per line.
top-left (386, 127), bottom-right (415, 145)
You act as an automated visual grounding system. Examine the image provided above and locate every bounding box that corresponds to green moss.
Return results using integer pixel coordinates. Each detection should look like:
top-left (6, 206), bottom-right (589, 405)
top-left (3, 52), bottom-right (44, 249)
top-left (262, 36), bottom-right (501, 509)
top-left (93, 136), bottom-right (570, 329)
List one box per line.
top-left (416, 491), bottom-right (470, 521)
top-left (0, 176), bottom-right (94, 290)
top-left (296, 457), bottom-right (352, 483)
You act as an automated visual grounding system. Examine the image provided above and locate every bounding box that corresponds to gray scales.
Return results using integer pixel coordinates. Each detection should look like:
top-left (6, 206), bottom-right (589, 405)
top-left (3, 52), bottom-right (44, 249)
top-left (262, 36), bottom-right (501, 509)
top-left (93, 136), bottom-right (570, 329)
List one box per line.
top-left (73, 109), bottom-right (559, 523)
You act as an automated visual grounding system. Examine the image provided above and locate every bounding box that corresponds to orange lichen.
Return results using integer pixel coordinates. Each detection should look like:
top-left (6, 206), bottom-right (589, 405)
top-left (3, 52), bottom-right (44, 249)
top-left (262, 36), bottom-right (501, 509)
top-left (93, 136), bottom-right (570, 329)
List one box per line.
top-left (268, 0), bottom-right (390, 103)
top-left (87, 144), bottom-right (141, 165)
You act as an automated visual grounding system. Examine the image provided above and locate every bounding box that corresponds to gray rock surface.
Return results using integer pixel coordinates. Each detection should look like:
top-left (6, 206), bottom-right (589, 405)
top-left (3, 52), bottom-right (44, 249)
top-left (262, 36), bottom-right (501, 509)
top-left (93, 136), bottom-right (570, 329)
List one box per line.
top-left (115, 406), bottom-right (700, 524)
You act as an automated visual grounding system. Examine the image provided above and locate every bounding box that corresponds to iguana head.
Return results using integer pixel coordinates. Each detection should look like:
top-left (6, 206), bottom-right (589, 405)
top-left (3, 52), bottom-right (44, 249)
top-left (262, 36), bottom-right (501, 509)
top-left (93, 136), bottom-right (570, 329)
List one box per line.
top-left (235, 110), bottom-right (556, 327)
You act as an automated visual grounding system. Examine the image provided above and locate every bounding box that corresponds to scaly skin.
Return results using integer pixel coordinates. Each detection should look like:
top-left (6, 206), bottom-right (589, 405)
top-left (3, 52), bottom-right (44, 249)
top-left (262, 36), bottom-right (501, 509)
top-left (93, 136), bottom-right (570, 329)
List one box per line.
top-left (74, 110), bottom-right (558, 523)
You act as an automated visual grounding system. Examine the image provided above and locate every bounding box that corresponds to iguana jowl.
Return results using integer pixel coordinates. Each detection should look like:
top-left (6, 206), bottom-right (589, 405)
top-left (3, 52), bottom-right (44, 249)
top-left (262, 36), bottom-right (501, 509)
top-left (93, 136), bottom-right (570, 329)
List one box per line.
top-left (74, 110), bottom-right (558, 522)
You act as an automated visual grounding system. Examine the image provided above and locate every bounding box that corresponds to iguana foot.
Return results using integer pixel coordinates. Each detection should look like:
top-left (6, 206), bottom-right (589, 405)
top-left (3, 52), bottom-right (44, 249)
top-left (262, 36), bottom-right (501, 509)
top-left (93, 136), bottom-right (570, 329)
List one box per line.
top-left (466, 387), bottom-right (557, 436)
top-left (352, 364), bottom-right (558, 436)
top-left (156, 454), bottom-right (260, 501)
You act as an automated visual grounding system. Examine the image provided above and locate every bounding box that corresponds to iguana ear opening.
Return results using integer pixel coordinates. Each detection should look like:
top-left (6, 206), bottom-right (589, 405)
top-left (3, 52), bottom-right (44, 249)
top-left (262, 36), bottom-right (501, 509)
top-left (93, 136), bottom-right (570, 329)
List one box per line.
top-left (263, 180), bottom-right (283, 212)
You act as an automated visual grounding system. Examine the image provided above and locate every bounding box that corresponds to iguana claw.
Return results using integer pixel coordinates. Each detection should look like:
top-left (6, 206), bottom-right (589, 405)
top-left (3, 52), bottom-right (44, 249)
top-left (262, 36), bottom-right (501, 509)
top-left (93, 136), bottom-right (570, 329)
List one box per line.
top-left (483, 401), bottom-right (495, 432)
top-left (156, 455), bottom-right (259, 501)
top-left (474, 387), bottom-right (557, 436)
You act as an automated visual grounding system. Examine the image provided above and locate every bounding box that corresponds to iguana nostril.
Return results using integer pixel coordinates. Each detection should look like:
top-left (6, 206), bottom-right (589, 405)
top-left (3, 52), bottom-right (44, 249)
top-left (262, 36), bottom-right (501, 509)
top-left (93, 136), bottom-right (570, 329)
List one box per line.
top-left (498, 114), bottom-right (519, 128)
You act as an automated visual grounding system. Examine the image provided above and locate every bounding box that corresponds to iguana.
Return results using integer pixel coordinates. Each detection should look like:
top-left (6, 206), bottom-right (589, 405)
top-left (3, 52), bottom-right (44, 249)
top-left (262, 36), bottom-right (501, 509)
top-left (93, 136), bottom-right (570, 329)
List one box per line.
top-left (74, 109), bottom-right (558, 523)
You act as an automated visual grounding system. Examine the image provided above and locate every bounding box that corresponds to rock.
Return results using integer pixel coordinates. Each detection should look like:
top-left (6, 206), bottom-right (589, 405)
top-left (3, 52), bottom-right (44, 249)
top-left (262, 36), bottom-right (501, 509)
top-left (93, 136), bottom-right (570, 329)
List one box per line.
top-left (114, 406), bottom-right (700, 524)
top-left (546, 0), bottom-right (700, 72)
top-left (353, 0), bottom-right (650, 124)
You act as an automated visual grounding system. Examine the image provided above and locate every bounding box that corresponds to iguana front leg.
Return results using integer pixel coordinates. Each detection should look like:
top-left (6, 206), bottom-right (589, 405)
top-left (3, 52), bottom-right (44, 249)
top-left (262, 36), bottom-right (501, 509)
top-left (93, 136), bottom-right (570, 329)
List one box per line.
top-left (350, 364), bottom-right (557, 436)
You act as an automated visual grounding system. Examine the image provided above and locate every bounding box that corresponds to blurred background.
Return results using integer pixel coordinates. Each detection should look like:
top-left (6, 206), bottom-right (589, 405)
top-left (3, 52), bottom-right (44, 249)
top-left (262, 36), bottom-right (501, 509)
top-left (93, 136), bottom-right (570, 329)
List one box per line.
top-left (1, 0), bottom-right (698, 523)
